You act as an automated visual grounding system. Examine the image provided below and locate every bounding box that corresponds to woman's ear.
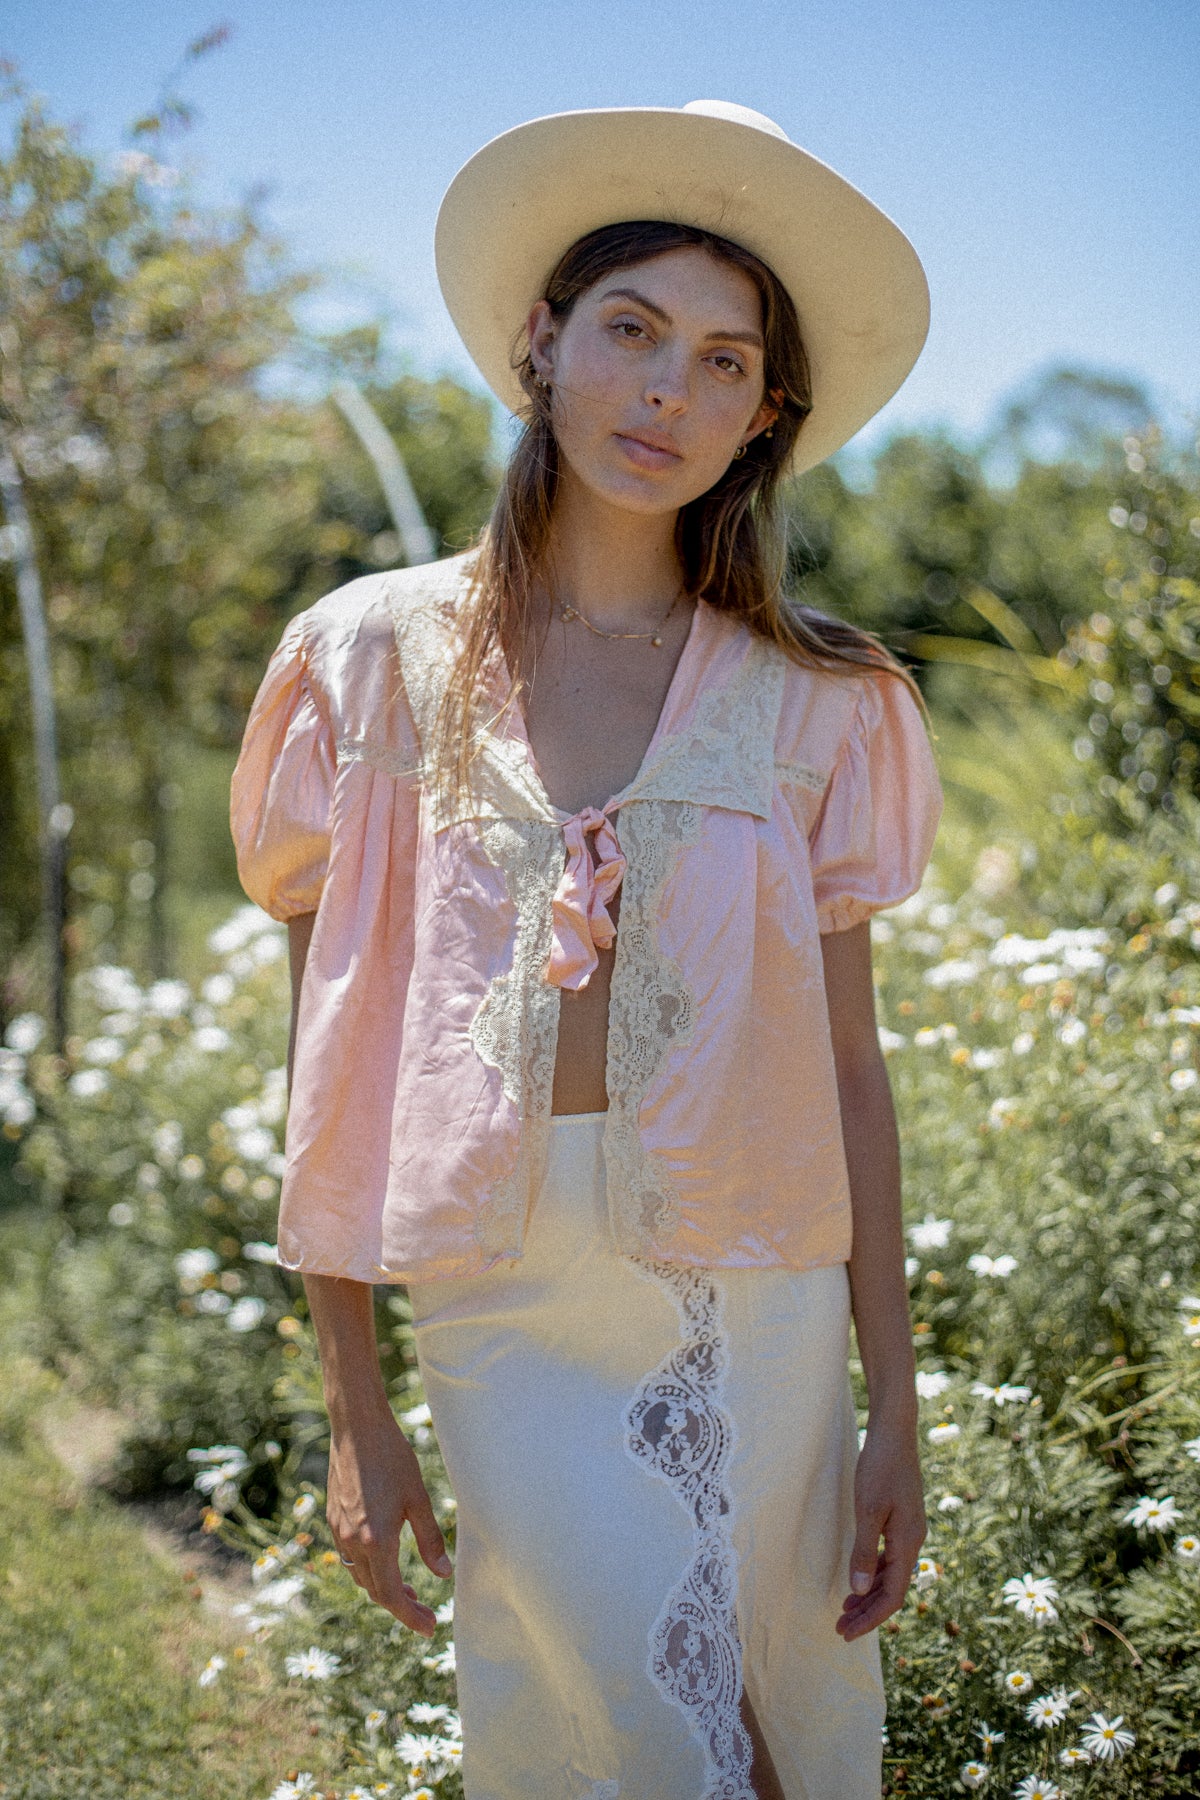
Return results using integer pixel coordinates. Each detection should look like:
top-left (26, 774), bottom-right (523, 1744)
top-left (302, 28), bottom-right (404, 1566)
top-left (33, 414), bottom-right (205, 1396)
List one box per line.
top-left (738, 396), bottom-right (781, 451)
top-left (527, 299), bottom-right (556, 383)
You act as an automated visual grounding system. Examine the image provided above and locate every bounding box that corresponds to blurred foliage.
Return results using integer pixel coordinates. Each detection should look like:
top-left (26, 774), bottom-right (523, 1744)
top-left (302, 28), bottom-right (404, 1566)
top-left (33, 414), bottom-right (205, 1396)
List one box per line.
top-left (2, 762), bottom-right (1199, 1793)
top-left (0, 68), bottom-right (498, 1005)
top-left (1059, 428), bottom-right (1200, 828)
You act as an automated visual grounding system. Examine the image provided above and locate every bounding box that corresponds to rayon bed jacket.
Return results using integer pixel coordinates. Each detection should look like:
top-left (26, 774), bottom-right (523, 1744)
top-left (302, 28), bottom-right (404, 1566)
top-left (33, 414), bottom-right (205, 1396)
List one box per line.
top-left (230, 552), bottom-right (943, 1284)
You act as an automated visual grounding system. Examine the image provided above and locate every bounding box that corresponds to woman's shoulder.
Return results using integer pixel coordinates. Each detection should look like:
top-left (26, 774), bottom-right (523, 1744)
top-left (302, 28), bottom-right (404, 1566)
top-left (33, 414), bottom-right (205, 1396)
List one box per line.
top-left (767, 600), bottom-right (926, 784)
top-left (277, 552), bottom-right (476, 742)
top-left (302, 550), bottom-right (476, 645)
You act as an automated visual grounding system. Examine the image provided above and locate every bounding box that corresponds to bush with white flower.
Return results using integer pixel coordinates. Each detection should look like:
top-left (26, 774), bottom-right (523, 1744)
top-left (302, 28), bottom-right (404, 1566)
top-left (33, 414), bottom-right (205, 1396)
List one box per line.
top-left (4, 720), bottom-right (1200, 1792)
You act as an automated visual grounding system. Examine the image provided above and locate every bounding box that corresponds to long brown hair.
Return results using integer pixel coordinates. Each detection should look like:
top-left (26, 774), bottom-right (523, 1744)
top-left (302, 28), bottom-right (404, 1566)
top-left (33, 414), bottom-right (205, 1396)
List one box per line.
top-left (431, 220), bottom-right (922, 808)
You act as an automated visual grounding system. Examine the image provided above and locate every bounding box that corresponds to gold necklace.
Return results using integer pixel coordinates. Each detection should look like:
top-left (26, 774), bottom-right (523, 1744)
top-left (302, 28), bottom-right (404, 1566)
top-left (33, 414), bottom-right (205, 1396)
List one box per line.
top-left (558, 585), bottom-right (684, 648)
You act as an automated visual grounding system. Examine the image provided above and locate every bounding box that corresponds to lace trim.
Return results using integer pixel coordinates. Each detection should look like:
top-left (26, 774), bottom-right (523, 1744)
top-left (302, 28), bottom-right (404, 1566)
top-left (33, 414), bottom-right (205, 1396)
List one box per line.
top-left (335, 736), bottom-right (422, 781)
top-left (468, 817), bottom-right (563, 1260)
top-left (774, 756), bottom-right (826, 793)
top-left (628, 635), bottom-right (784, 818)
top-left (624, 1263), bottom-right (753, 1800)
top-left (603, 800), bottom-right (702, 1251)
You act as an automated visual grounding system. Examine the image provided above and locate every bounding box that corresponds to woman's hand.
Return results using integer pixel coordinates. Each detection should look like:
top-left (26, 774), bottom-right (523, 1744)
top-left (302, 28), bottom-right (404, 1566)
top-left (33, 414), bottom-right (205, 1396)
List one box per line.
top-left (327, 1402), bottom-right (453, 1637)
top-left (835, 1417), bottom-right (927, 1642)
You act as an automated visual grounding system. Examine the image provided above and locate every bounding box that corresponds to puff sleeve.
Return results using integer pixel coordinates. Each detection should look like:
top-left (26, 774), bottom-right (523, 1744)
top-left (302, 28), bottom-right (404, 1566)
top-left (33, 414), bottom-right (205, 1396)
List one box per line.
top-left (809, 671), bottom-right (943, 934)
top-left (230, 613), bottom-right (335, 922)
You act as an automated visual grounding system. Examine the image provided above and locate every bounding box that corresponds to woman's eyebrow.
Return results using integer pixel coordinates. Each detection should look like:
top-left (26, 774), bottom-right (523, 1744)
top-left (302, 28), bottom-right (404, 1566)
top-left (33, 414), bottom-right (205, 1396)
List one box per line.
top-left (597, 286), bottom-right (764, 349)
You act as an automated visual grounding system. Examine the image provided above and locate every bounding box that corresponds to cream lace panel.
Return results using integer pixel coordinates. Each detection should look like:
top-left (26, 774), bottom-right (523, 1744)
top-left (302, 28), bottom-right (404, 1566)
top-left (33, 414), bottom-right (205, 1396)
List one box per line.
top-left (603, 799), bottom-right (702, 1251)
top-left (468, 817), bottom-right (563, 1261)
top-left (335, 737), bottom-right (422, 781)
top-left (628, 637), bottom-right (784, 819)
top-left (624, 1262), bottom-right (753, 1800)
top-left (391, 585), bottom-right (550, 828)
top-left (774, 756), bottom-right (826, 793)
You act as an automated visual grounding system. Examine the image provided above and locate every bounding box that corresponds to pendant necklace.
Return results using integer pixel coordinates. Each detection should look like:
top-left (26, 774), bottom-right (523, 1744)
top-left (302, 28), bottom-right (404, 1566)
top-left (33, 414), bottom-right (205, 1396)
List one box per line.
top-left (558, 585), bottom-right (684, 648)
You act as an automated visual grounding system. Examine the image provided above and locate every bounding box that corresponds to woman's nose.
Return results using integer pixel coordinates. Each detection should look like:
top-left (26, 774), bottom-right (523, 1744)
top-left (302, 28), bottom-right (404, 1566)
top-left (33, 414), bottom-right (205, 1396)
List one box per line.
top-left (643, 349), bottom-right (690, 411)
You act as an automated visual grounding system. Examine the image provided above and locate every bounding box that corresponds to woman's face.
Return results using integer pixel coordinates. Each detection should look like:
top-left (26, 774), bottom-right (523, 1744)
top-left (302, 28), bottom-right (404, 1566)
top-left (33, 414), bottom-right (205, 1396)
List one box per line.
top-left (526, 245), bottom-right (779, 518)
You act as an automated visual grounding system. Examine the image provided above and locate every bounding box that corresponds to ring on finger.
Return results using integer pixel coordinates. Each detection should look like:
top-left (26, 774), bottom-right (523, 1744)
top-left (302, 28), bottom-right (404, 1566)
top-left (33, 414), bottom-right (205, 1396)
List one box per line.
top-left (339, 1553), bottom-right (356, 1566)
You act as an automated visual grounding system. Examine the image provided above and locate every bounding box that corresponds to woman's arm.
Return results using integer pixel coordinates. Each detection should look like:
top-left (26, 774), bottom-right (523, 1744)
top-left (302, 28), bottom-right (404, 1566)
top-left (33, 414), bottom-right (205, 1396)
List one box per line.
top-left (820, 919), bottom-right (927, 1641)
top-left (284, 915), bottom-right (452, 1636)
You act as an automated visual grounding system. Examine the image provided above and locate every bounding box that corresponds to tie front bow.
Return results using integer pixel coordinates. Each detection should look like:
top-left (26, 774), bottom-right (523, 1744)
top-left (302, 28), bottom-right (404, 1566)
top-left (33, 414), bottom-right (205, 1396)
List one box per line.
top-left (547, 805), bottom-right (627, 990)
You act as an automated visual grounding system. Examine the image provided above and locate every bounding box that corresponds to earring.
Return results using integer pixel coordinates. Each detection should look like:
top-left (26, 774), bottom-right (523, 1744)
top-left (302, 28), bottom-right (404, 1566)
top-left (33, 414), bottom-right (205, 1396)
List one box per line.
top-left (732, 444), bottom-right (747, 460)
top-left (764, 427), bottom-right (774, 438)
top-left (534, 372), bottom-right (550, 389)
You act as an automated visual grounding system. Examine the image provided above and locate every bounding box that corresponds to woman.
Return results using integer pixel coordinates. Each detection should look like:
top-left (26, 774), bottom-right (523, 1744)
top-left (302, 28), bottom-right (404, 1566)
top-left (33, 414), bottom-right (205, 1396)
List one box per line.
top-left (231, 99), bottom-right (942, 1800)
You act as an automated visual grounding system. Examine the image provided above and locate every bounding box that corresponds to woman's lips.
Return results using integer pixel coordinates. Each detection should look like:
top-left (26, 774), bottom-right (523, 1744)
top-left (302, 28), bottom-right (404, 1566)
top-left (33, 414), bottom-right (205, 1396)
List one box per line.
top-left (614, 433), bottom-right (682, 470)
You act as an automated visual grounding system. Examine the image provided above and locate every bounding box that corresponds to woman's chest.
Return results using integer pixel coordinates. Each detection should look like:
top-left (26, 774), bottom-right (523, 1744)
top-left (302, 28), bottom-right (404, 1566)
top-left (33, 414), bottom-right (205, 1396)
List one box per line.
top-left (513, 607), bottom-right (696, 816)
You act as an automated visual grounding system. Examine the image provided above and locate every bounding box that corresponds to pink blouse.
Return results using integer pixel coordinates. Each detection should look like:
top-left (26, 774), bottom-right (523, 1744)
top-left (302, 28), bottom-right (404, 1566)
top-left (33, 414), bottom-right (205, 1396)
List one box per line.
top-left (230, 553), bottom-right (942, 1284)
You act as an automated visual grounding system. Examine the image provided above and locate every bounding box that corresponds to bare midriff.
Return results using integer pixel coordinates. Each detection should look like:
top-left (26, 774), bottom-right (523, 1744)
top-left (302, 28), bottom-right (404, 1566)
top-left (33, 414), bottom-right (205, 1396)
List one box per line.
top-left (505, 598), bottom-right (697, 1115)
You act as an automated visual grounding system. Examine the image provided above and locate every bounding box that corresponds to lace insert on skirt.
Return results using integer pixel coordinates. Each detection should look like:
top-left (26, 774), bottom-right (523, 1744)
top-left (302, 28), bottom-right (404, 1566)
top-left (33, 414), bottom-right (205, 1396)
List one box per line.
top-left (623, 1262), bottom-right (754, 1800)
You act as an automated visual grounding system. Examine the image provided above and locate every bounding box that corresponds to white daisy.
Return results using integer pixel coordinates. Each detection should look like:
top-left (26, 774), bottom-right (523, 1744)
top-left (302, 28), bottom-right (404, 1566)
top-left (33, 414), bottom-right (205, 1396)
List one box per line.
top-left (1011, 1776), bottom-right (1060, 1799)
top-left (939, 1493), bottom-right (965, 1512)
top-left (1057, 1745), bottom-right (1091, 1767)
top-left (268, 1776), bottom-right (317, 1800)
top-left (959, 1762), bottom-right (989, 1789)
top-left (916, 1370), bottom-right (952, 1399)
top-left (1174, 1534), bottom-right (1200, 1563)
top-left (393, 1731), bottom-right (442, 1770)
top-left (908, 1213), bottom-right (953, 1251)
top-left (198, 1654), bottom-right (226, 1687)
top-left (1003, 1670), bottom-right (1034, 1694)
top-left (435, 1597), bottom-right (455, 1624)
top-left (291, 1493), bottom-right (316, 1522)
top-left (421, 1642), bottom-right (457, 1676)
top-left (364, 1709), bottom-right (388, 1733)
top-left (1122, 1494), bottom-right (1180, 1532)
top-left (972, 1381), bottom-right (1032, 1405)
top-left (927, 1422), bottom-right (961, 1444)
top-left (284, 1645), bottom-right (342, 1680)
top-left (974, 1722), bottom-right (1004, 1751)
top-left (407, 1702), bottom-right (450, 1725)
top-left (257, 1574), bottom-right (306, 1609)
top-left (1001, 1572), bottom-right (1059, 1612)
top-left (1026, 1692), bottom-right (1070, 1728)
top-left (913, 1557), bottom-right (940, 1589)
top-left (1077, 1711), bottom-right (1135, 1760)
top-left (967, 1254), bottom-right (1019, 1278)
top-left (1182, 1434), bottom-right (1200, 1462)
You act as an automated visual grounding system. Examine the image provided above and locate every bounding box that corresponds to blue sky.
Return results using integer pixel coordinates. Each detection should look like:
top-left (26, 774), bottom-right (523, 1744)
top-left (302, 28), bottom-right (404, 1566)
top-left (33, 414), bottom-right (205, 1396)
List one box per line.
top-left (4, 0), bottom-right (1197, 459)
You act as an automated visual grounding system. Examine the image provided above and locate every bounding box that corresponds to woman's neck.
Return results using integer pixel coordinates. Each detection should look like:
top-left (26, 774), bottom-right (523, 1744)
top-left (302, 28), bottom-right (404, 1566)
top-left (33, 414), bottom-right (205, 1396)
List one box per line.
top-left (542, 470), bottom-right (683, 628)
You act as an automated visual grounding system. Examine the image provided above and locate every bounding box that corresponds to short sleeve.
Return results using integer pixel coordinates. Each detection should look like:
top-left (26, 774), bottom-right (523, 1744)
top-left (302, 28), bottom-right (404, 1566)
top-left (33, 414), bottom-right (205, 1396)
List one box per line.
top-left (809, 672), bottom-right (943, 934)
top-left (230, 613), bottom-right (336, 922)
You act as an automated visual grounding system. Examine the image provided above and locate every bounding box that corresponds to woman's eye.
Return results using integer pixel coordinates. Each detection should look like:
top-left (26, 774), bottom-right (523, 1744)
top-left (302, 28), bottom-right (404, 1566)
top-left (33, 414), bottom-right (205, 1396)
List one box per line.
top-left (613, 318), bottom-right (648, 339)
top-left (710, 353), bottom-right (746, 375)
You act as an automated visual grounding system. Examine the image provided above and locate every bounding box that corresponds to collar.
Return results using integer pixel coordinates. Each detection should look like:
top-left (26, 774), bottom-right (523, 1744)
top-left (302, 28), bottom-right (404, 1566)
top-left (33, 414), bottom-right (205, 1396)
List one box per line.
top-left (392, 575), bottom-right (786, 831)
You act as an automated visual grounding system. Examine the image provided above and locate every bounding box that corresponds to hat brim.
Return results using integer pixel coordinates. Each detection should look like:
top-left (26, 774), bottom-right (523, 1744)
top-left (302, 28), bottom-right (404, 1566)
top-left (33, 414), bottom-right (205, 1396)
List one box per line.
top-left (435, 106), bottom-right (930, 476)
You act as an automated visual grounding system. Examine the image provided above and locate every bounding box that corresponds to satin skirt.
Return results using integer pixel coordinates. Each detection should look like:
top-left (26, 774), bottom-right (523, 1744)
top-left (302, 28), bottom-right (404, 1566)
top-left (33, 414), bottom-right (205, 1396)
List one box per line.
top-left (407, 1111), bottom-right (886, 1800)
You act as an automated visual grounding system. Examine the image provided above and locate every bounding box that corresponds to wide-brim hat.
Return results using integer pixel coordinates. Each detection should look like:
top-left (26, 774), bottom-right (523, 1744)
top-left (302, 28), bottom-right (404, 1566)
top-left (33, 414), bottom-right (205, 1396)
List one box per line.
top-left (435, 99), bottom-right (930, 477)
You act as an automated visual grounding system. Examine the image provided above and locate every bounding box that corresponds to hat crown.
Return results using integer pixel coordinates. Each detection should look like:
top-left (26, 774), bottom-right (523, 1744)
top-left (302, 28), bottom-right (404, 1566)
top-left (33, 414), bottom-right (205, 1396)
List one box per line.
top-left (681, 98), bottom-right (790, 142)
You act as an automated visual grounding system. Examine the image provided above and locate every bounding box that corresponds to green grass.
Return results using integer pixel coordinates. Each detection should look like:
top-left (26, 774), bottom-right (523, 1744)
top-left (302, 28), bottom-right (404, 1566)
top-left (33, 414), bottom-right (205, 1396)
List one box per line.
top-left (0, 1220), bottom-right (342, 1800)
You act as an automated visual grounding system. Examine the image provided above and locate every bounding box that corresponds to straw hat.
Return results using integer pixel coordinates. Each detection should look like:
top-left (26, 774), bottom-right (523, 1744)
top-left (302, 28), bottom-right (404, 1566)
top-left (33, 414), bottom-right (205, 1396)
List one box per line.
top-left (435, 99), bottom-right (929, 476)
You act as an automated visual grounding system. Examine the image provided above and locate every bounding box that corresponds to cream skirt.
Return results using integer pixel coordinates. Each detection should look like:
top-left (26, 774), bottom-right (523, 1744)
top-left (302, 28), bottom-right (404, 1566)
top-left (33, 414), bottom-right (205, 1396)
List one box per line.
top-left (407, 1111), bottom-right (886, 1800)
